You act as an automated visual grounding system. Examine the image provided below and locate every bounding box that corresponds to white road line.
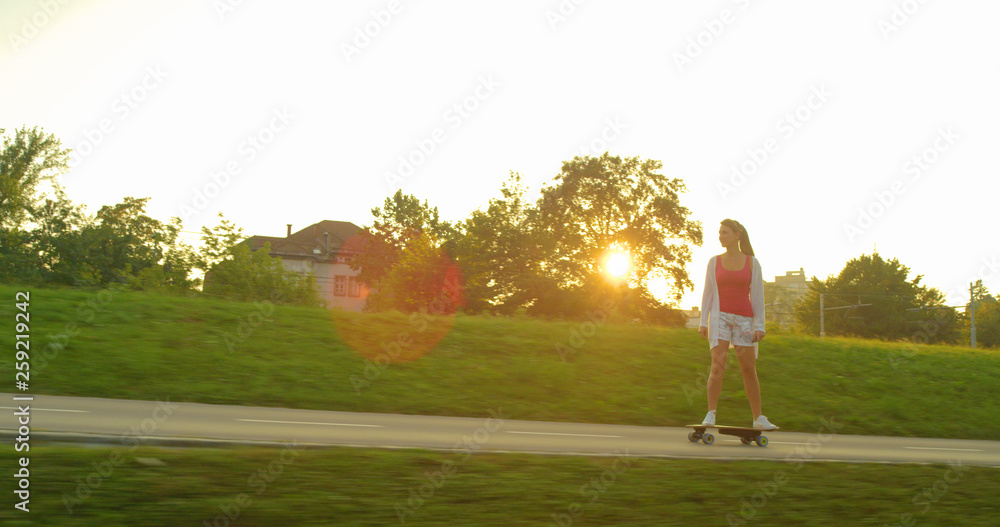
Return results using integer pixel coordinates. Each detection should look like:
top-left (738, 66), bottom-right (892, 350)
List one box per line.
top-left (723, 439), bottom-right (812, 446)
top-left (903, 447), bottom-right (984, 452)
top-left (720, 439), bottom-right (811, 446)
top-left (505, 431), bottom-right (623, 438)
top-left (0, 407), bottom-right (89, 413)
top-left (235, 418), bottom-right (382, 428)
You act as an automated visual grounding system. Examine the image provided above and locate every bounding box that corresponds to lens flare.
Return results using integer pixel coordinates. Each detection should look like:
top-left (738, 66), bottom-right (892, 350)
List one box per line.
top-left (605, 251), bottom-right (630, 279)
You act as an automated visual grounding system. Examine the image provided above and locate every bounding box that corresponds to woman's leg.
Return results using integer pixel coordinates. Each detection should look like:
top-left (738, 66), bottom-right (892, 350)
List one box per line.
top-left (734, 346), bottom-right (761, 418)
top-left (706, 342), bottom-right (730, 411)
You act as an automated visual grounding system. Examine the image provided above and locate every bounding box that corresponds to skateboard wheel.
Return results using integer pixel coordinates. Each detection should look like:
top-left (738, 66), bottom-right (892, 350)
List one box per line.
top-left (702, 433), bottom-right (715, 445)
top-left (688, 432), bottom-right (699, 442)
top-left (756, 436), bottom-right (768, 447)
top-left (740, 436), bottom-right (752, 445)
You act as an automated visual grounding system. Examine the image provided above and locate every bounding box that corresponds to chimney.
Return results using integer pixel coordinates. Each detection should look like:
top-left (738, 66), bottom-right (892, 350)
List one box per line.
top-left (286, 224), bottom-right (292, 237)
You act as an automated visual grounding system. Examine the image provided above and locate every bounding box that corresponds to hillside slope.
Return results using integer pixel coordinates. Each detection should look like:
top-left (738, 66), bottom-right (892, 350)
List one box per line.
top-left (4, 285), bottom-right (998, 439)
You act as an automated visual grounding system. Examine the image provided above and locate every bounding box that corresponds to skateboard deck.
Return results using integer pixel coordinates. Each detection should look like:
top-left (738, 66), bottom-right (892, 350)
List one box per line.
top-left (685, 424), bottom-right (779, 447)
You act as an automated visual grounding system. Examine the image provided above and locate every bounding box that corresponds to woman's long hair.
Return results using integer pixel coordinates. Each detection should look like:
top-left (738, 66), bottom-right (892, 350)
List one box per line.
top-left (721, 219), bottom-right (754, 257)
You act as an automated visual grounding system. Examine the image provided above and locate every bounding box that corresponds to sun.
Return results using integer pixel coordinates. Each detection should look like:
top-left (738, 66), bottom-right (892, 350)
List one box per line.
top-left (604, 250), bottom-right (631, 279)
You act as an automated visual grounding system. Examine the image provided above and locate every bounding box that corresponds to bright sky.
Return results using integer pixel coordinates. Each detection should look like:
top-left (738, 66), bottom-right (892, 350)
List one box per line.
top-left (3, 0), bottom-right (998, 310)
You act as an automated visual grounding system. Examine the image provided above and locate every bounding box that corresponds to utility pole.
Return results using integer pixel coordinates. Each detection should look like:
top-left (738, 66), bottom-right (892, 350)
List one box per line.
top-left (970, 281), bottom-right (977, 349)
top-left (820, 293), bottom-right (824, 337)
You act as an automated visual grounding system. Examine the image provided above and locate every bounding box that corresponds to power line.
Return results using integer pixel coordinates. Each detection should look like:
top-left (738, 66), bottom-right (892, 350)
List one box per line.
top-left (814, 292), bottom-right (906, 299)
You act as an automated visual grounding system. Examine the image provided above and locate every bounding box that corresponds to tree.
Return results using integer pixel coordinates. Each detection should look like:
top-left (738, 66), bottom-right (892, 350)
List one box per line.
top-left (197, 215), bottom-right (321, 306)
top-left (967, 281), bottom-right (999, 348)
top-left (350, 191), bottom-right (456, 303)
top-left (196, 212), bottom-right (245, 273)
top-left (24, 184), bottom-right (95, 285)
top-left (203, 242), bottom-right (322, 306)
top-left (972, 297), bottom-right (1000, 347)
top-left (26, 194), bottom-right (199, 290)
top-left (353, 155), bottom-right (704, 321)
top-left (453, 173), bottom-right (540, 314)
top-left (85, 197), bottom-right (171, 285)
top-left (532, 153), bottom-right (703, 314)
top-left (364, 231), bottom-right (462, 313)
top-left (0, 225), bottom-right (43, 284)
top-left (127, 216), bottom-right (200, 293)
top-left (795, 253), bottom-right (959, 342)
top-left (0, 127), bottom-right (71, 283)
top-left (0, 126), bottom-right (70, 230)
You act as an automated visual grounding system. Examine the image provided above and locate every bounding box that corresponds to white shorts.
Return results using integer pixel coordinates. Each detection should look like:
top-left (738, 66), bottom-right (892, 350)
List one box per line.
top-left (717, 312), bottom-right (755, 347)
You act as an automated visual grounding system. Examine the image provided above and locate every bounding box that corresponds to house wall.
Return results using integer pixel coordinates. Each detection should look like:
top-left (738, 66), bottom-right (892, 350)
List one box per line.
top-left (312, 260), bottom-right (367, 311)
top-left (273, 257), bottom-right (366, 311)
top-left (771, 269), bottom-right (810, 302)
top-left (765, 269), bottom-right (811, 328)
top-left (281, 259), bottom-right (312, 275)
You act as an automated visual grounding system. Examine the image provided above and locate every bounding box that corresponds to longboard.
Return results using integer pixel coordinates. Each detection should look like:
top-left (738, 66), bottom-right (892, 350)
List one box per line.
top-left (685, 424), bottom-right (779, 447)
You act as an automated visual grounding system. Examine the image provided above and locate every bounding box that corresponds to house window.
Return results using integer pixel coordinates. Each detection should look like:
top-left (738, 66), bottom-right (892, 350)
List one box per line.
top-left (334, 275), bottom-right (347, 296)
top-left (348, 277), bottom-right (360, 297)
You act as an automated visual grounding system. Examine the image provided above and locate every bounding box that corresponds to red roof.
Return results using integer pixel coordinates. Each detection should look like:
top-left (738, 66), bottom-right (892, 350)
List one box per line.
top-left (245, 220), bottom-right (363, 262)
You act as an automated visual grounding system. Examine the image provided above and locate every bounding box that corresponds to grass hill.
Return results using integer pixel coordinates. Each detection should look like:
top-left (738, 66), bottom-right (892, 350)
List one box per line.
top-left (5, 284), bottom-right (999, 439)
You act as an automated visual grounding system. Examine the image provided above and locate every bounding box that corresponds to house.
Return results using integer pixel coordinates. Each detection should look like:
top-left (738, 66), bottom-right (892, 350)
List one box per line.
top-left (684, 307), bottom-right (702, 329)
top-left (245, 220), bottom-right (368, 311)
top-left (764, 268), bottom-right (811, 328)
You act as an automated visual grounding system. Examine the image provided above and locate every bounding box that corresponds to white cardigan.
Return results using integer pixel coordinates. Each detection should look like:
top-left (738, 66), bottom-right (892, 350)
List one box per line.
top-left (699, 255), bottom-right (766, 357)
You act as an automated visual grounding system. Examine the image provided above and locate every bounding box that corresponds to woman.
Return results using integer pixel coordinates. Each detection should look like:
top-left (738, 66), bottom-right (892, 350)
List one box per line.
top-left (697, 219), bottom-right (777, 430)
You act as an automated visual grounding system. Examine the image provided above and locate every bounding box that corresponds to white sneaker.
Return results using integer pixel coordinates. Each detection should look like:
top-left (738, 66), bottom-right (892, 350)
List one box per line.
top-left (701, 410), bottom-right (716, 426)
top-left (753, 415), bottom-right (778, 430)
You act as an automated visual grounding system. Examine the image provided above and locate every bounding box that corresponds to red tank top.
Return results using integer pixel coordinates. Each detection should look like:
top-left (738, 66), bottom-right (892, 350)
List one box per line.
top-left (716, 254), bottom-right (753, 317)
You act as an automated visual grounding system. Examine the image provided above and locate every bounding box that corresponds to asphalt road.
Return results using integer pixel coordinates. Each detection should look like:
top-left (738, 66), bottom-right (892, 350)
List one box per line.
top-left (3, 393), bottom-right (999, 467)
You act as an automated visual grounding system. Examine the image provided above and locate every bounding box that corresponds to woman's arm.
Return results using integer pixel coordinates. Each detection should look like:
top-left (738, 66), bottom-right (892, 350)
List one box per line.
top-left (750, 257), bottom-right (766, 334)
top-left (699, 257), bottom-right (714, 332)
